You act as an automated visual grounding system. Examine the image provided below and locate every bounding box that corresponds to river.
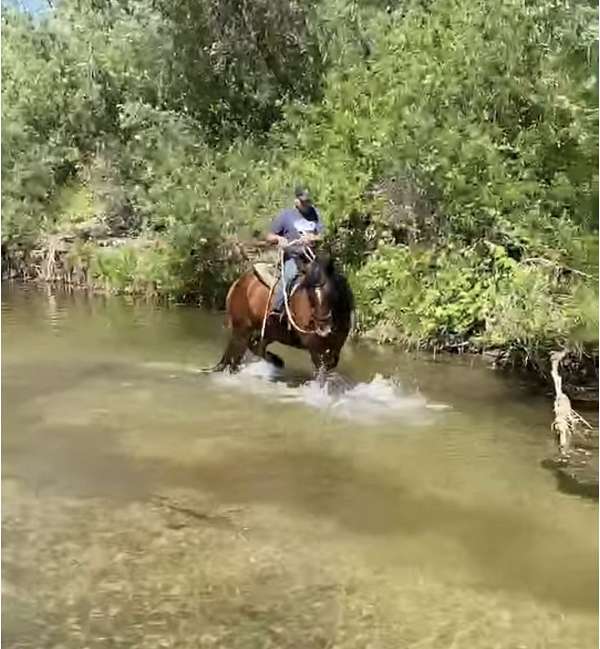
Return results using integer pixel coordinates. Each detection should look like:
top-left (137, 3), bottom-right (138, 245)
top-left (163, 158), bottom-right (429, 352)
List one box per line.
top-left (2, 284), bottom-right (598, 648)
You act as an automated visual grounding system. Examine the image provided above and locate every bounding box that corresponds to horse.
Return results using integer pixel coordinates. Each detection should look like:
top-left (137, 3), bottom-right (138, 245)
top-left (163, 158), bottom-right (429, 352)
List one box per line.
top-left (214, 249), bottom-right (354, 379)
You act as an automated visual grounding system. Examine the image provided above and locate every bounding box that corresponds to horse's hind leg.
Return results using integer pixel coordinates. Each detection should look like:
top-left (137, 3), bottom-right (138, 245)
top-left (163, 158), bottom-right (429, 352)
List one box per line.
top-left (214, 330), bottom-right (250, 372)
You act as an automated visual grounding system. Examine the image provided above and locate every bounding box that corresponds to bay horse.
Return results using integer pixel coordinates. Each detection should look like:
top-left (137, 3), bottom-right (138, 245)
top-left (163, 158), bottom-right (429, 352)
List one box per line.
top-left (214, 249), bottom-right (354, 378)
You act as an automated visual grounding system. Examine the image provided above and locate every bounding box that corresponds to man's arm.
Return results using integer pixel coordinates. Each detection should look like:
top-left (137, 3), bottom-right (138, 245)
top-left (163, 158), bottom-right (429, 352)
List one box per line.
top-left (266, 211), bottom-right (287, 247)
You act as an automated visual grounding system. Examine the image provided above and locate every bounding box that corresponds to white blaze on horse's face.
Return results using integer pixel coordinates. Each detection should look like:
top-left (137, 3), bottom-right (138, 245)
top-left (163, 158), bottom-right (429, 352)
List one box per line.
top-left (313, 286), bottom-right (332, 337)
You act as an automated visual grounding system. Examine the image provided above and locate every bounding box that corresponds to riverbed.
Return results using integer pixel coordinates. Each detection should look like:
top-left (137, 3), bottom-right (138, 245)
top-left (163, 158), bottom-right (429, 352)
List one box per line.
top-left (2, 284), bottom-right (598, 648)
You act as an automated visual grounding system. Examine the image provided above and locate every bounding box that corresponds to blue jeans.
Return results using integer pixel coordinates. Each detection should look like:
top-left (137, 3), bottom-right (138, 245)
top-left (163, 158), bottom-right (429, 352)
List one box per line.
top-left (273, 258), bottom-right (299, 312)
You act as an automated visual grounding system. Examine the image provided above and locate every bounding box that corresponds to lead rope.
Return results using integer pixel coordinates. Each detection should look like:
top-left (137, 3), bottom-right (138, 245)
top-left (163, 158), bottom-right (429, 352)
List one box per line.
top-left (260, 281), bottom-right (276, 341)
top-left (260, 241), bottom-right (318, 339)
top-left (281, 246), bottom-right (316, 335)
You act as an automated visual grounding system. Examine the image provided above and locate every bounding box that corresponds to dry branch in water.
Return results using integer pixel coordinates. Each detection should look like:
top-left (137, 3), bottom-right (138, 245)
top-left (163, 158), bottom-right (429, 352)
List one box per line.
top-left (550, 350), bottom-right (592, 453)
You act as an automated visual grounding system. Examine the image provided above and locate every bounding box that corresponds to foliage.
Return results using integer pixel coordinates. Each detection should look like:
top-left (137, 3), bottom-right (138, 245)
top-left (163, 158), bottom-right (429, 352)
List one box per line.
top-left (1, 0), bottom-right (598, 365)
top-left (353, 240), bottom-right (597, 358)
top-left (152, 0), bottom-right (326, 139)
top-left (287, 0), bottom-right (598, 250)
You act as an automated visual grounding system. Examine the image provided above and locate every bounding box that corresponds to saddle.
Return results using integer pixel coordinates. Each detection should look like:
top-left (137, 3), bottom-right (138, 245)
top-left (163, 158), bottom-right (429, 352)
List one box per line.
top-left (252, 262), bottom-right (302, 308)
top-left (253, 262), bottom-right (278, 289)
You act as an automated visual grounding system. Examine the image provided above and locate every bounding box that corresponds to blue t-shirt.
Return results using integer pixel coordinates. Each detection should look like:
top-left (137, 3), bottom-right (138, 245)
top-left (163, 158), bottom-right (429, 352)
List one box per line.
top-left (270, 206), bottom-right (324, 245)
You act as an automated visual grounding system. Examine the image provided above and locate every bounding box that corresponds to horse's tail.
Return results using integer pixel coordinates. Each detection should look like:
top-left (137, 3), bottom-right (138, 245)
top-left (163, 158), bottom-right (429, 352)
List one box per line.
top-left (223, 279), bottom-right (240, 329)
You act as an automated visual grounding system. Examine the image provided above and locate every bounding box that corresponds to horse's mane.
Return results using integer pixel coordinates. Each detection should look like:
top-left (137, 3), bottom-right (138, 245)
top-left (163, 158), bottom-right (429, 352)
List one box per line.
top-left (303, 252), bottom-right (333, 287)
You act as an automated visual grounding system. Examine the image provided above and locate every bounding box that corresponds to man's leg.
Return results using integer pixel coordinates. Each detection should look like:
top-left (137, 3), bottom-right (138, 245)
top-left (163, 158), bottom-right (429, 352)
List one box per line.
top-left (272, 258), bottom-right (299, 313)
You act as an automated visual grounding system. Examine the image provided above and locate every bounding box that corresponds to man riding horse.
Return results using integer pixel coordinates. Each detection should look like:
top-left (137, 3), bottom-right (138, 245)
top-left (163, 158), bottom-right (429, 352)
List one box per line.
top-left (214, 185), bottom-right (353, 376)
top-left (266, 186), bottom-right (324, 320)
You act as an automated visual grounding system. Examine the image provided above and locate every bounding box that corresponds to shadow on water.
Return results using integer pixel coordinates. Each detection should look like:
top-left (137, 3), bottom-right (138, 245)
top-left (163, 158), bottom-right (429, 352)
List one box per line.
top-left (541, 457), bottom-right (600, 501)
top-left (166, 449), bottom-right (599, 614)
top-left (4, 410), bottom-right (596, 614)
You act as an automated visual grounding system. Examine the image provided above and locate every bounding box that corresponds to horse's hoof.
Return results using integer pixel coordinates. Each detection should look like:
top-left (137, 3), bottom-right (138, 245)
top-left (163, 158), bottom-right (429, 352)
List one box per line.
top-left (210, 360), bottom-right (240, 374)
top-left (316, 368), bottom-right (328, 388)
top-left (266, 352), bottom-right (285, 369)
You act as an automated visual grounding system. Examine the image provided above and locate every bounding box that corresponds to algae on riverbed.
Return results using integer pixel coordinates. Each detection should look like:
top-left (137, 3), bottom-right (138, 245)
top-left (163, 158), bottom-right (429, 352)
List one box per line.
top-left (3, 480), bottom-right (597, 649)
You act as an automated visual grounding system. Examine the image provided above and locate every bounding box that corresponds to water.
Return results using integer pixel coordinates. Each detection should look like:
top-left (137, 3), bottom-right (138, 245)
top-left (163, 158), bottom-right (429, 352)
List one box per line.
top-left (2, 284), bottom-right (598, 648)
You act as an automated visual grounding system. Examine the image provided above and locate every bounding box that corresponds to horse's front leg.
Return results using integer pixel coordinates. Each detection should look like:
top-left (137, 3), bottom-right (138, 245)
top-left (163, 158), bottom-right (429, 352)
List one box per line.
top-left (315, 364), bottom-right (328, 388)
top-left (309, 348), bottom-right (336, 387)
top-left (310, 345), bottom-right (340, 370)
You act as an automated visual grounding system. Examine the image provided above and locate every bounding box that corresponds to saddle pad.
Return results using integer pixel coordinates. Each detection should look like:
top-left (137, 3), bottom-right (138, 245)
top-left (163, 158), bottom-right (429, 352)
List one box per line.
top-left (253, 262), bottom-right (278, 289)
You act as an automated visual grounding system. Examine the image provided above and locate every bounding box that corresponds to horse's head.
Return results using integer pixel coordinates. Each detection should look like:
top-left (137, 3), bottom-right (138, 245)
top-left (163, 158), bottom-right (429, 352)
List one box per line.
top-left (303, 252), bottom-right (336, 337)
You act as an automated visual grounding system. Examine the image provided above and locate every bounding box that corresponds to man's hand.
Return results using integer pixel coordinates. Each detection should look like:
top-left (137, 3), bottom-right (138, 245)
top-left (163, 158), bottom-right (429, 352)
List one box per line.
top-left (266, 233), bottom-right (287, 248)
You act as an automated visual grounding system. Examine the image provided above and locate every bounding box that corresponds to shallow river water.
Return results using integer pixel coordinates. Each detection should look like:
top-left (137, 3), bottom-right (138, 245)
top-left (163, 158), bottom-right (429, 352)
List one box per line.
top-left (2, 284), bottom-right (598, 648)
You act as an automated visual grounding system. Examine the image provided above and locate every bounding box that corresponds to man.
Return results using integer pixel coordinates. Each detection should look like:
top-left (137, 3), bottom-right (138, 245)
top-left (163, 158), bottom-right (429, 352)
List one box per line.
top-left (266, 186), bottom-right (324, 316)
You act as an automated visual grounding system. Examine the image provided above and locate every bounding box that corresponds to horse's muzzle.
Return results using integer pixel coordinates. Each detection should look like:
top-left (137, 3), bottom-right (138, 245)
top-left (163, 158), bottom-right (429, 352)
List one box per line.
top-left (316, 324), bottom-right (332, 337)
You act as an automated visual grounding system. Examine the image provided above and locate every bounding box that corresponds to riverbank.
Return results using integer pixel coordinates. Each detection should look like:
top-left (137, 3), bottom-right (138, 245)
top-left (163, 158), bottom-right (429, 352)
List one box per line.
top-left (3, 229), bottom-right (598, 399)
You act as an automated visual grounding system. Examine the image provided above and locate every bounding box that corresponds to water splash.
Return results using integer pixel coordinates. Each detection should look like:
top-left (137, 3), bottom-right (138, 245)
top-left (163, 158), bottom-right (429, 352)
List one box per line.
top-left (211, 360), bottom-right (449, 425)
top-left (141, 361), bottom-right (211, 375)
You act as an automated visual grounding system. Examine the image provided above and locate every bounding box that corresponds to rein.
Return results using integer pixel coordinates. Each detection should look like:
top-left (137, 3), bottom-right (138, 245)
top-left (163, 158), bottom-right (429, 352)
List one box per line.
top-left (280, 246), bottom-right (317, 336)
top-left (260, 240), bottom-right (320, 339)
